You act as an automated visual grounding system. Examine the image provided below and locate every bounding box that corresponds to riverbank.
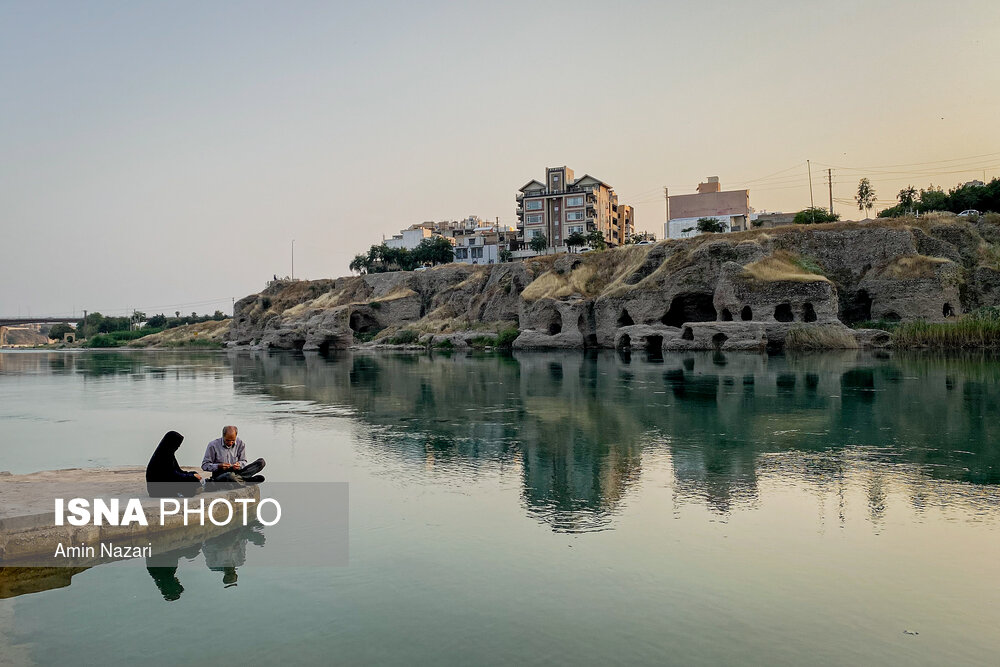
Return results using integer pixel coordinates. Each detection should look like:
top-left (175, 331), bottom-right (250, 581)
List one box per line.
top-left (215, 215), bottom-right (1000, 353)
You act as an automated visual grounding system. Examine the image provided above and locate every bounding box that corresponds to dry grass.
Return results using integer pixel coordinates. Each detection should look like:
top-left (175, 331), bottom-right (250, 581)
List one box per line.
top-left (521, 264), bottom-right (596, 301)
top-left (742, 251), bottom-right (830, 283)
top-left (130, 319), bottom-right (231, 347)
top-left (785, 325), bottom-right (859, 350)
top-left (881, 254), bottom-right (951, 279)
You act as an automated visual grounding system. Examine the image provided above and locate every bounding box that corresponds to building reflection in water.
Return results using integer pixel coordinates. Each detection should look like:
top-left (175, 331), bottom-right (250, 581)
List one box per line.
top-left (225, 348), bottom-right (1000, 532)
top-left (4, 349), bottom-right (998, 536)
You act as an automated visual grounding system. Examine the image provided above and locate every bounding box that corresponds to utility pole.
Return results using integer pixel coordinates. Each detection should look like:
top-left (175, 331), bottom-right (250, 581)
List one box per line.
top-left (664, 186), bottom-right (670, 239)
top-left (807, 160), bottom-right (815, 223)
top-left (828, 168), bottom-right (834, 216)
top-left (291, 239), bottom-right (295, 280)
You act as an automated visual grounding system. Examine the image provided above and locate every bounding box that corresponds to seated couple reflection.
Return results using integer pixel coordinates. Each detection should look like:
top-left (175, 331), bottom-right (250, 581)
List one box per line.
top-left (146, 523), bottom-right (267, 600)
top-left (145, 427), bottom-right (266, 497)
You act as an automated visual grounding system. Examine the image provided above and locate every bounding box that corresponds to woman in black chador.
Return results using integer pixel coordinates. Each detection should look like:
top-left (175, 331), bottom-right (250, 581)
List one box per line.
top-left (146, 430), bottom-right (202, 497)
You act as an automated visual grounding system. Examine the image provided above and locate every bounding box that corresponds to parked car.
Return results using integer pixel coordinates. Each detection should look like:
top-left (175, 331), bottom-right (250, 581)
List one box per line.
top-left (958, 209), bottom-right (981, 217)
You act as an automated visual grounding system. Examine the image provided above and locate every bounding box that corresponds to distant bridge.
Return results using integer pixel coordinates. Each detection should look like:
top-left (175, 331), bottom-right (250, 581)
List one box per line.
top-left (0, 317), bottom-right (79, 347)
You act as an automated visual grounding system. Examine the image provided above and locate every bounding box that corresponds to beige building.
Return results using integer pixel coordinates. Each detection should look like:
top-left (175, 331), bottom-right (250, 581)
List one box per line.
top-left (517, 166), bottom-right (633, 248)
top-left (665, 177), bottom-right (751, 239)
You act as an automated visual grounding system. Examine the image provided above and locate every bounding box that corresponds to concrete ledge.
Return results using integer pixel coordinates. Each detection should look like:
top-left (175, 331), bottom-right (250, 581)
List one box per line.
top-left (0, 467), bottom-right (261, 564)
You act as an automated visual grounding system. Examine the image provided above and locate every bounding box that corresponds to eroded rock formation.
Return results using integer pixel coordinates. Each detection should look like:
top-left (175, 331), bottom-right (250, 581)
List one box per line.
top-left (226, 217), bottom-right (1000, 352)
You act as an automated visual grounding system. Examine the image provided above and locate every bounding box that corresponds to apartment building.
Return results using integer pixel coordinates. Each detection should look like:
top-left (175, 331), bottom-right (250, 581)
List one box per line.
top-left (516, 166), bottom-right (633, 248)
top-left (384, 217), bottom-right (517, 265)
top-left (665, 177), bottom-right (751, 239)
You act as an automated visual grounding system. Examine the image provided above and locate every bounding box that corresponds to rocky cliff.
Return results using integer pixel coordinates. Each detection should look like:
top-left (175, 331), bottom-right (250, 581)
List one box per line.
top-left (227, 215), bottom-right (1000, 352)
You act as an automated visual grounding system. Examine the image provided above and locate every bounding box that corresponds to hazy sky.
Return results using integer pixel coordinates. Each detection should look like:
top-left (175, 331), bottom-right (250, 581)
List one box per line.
top-left (2, 1), bottom-right (999, 317)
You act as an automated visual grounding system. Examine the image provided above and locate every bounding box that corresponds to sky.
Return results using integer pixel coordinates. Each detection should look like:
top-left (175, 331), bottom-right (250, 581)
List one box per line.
top-left (2, 0), bottom-right (999, 317)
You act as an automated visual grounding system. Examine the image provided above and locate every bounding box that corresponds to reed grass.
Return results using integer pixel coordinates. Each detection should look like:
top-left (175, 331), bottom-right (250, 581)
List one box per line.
top-left (785, 325), bottom-right (859, 350)
top-left (892, 308), bottom-right (1000, 348)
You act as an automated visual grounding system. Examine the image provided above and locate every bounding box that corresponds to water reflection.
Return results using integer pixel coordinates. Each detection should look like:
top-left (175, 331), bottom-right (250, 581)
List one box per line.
top-left (146, 523), bottom-right (266, 600)
top-left (4, 349), bottom-right (1000, 534)
top-left (223, 348), bottom-right (1000, 531)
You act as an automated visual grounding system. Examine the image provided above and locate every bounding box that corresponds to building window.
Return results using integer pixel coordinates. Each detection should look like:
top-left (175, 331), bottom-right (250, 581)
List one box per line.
top-left (567, 196), bottom-right (584, 207)
top-left (455, 248), bottom-right (467, 259)
top-left (569, 226), bottom-right (583, 234)
top-left (526, 213), bottom-right (543, 224)
top-left (525, 200), bottom-right (542, 211)
top-left (529, 230), bottom-right (543, 238)
top-left (472, 247), bottom-right (483, 259)
top-left (567, 211), bottom-right (584, 221)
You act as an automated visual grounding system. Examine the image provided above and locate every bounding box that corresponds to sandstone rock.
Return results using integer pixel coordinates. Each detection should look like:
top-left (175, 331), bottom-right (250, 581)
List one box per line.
top-left (226, 219), bottom-right (1000, 352)
top-left (662, 322), bottom-right (768, 352)
top-left (859, 255), bottom-right (962, 322)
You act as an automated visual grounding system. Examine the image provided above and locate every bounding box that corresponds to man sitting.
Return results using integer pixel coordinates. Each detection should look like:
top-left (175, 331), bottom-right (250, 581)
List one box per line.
top-left (202, 425), bottom-right (266, 483)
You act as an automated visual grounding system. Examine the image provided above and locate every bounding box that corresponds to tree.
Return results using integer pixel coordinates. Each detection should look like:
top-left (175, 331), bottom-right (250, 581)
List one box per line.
top-left (412, 236), bottom-right (455, 266)
top-left (48, 323), bottom-right (74, 340)
top-left (898, 185), bottom-right (917, 211)
top-left (147, 314), bottom-right (167, 328)
top-left (349, 254), bottom-right (370, 275)
top-left (696, 217), bottom-right (726, 234)
top-left (565, 231), bottom-right (587, 251)
top-left (498, 248), bottom-right (513, 263)
top-left (856, 178), bottom-right (877, 219)
top-left (585, 230), bottom-right (607, 250)
top-left (793, 207), bottom-right (840, 224)
top-left (528, 233), bottom-right (548, 254)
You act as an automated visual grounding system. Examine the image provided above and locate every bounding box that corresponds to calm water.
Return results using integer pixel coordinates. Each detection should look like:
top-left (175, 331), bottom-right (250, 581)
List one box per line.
top-left (1, 349), bottom-right (999, 666)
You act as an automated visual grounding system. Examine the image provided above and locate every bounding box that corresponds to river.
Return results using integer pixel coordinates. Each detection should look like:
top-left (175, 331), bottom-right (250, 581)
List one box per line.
top-left (0, 349), bottom-right (998, 665)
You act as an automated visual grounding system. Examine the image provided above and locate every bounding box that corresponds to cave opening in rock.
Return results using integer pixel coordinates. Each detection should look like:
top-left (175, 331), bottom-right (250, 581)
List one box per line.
top-left (740, 306), bottom-right (753, 321)
top-left (803, 302), bottom-right (817, 322)
top-left (943, 302), bottom-right (955, 317)
top-left (644, 335), bottom-right (664, 361)
top-left (883, 311), bottom-right (901, 322)
top-left (721, 309), bottom-right (733, 321)
top-left (349, 311), bottom-right (379, 333)
top-left (681, 327), bottom-right (694, 341)
top-left (711, 333), bottom-right (728, 350)
top-left (617, 309), bottom-right (634, 327)
top-left (842, 289), bottom-right (872, 325)
top-left (617, 333), bottom-right (631, 350)
top-left (661, 293), bottom-right (717, 327)
top-left (774, 303), bottom-right (794, 322)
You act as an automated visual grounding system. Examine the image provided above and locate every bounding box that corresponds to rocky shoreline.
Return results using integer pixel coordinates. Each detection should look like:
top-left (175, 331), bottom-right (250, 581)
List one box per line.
top-left (221, 216), bottom-right (1000, 353)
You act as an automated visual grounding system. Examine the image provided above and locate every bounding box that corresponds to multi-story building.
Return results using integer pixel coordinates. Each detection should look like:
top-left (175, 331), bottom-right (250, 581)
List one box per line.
top-left (665, 177), bottom-right (751, 239)
top-left (447, 217), bottom-right (518, 265)
top-left (383, 217), bottom-right (517, 265)
top-left (516, 166), bottom-right (633, 249)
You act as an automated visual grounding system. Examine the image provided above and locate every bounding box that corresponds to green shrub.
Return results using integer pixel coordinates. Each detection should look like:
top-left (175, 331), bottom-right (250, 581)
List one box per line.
top-left (433, 338), bottom-right (454, 350)
top-left (496, 328), bottom-right (520, 348)
top-left (369, 301), bottom-right (382, 309)
top-left (354, 330), bottom-right (381, 343)
top-left (468, 336), bottom-right (497, 349)
top-left (793, 207), bottom-right (840, 224)
top-left (852, 319), bottom-right (901, 332)
top-left (387, 329), bottom-right (419, 345)
top-left (85, 334), bottom-right (122, 348)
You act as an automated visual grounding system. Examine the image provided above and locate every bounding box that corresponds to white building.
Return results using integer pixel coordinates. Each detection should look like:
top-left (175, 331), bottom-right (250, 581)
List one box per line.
top-left (384, 226), bottom-right (433, 250)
